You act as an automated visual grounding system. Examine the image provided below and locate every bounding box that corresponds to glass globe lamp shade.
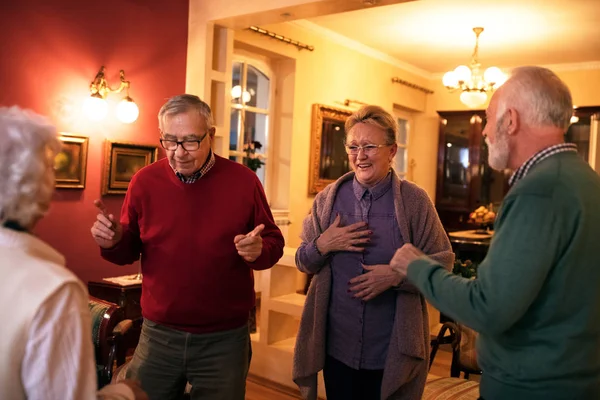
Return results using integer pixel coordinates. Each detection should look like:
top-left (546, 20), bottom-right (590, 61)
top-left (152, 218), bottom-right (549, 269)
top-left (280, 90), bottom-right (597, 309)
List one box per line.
top-left (454, 65), bottom-right (472, 83)
top-left (116, 97), bottom-right (139, 124)
top-left (460, 91), bottom-right (488, 108)
top-left (484, 67), bottom-right (506, 87)
top-left (442, 71), bottom-right (459, 88)
top-left (83, 95), bottom-right (108, 121)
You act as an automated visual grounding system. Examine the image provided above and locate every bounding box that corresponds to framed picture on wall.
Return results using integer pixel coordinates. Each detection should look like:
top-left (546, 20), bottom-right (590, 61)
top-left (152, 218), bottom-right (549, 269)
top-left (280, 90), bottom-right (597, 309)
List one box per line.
top-left (55, 133), bottom-right (89, 189)
top-left (102, 140), bottom-right (158, 195)
top-left (308, 104), bottom-right (352, 195)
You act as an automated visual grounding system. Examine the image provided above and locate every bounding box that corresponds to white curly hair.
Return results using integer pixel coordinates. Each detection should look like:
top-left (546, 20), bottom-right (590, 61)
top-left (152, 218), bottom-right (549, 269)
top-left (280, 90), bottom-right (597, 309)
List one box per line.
top-left (0, 106), bottom-right (60, 229)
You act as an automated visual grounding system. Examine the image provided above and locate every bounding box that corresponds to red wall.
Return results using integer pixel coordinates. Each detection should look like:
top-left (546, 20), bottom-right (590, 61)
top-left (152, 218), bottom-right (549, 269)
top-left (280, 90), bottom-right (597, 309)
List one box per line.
top-left (0, 0), bottom-right (189, 283)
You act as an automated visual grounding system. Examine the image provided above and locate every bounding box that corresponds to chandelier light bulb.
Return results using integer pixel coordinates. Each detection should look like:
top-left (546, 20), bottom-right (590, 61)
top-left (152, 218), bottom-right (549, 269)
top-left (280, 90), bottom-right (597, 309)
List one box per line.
top-left (83, 95), bottom-right (108, 121)
top-left (116, 97), bottom-right (139, 124)
top-left (454, 65), bottom-right (472, 83)
top-left (442, 71), bottom-right (459, 88)
top-left (460, 91), bottom-right (488, 109)
top-left (484, 67), bottom-right (506, 87)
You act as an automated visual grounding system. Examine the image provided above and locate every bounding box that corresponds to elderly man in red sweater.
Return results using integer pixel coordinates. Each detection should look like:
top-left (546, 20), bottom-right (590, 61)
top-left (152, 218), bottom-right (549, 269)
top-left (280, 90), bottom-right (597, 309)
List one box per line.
top-left (90, 94), bottom-right (285, 400)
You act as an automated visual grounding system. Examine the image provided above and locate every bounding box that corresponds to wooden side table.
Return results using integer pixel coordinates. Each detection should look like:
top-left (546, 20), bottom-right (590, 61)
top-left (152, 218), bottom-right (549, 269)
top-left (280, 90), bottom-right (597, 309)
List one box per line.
top-left (448, 230), bottom-right (492, 264)
top-left (88, 280), bottom-right (143, 360)
top-left (88, 280), bottom-right (142, 320)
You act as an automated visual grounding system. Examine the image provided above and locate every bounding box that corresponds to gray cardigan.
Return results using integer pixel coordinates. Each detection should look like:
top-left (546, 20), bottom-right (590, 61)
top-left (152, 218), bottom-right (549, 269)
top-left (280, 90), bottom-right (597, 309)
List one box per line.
top-left (292, 171), bottom-right (454, 400)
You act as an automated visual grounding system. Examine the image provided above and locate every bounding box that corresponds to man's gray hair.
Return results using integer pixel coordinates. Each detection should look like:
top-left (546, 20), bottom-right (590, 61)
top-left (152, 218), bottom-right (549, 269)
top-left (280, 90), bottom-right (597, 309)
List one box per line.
top-left (500, 66), bottom-right (573, 131)
top-left (158, 94), bottom-right (214, 129)
top-left (0, 106), bottom-right (60, 228)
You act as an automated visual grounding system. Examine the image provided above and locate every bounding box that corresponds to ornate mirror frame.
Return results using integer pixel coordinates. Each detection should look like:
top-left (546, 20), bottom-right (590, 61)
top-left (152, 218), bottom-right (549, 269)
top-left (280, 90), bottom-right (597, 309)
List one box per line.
top-left (308, 104), bottom-right (353, 195)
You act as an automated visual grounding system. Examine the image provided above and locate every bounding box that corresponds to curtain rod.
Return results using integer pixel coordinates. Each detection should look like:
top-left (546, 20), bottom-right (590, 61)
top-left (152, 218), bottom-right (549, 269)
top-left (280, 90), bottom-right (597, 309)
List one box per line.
top-left (391, 77), bottom-right (434, 95)
top-left (248, 26), bottom-right (314, 52)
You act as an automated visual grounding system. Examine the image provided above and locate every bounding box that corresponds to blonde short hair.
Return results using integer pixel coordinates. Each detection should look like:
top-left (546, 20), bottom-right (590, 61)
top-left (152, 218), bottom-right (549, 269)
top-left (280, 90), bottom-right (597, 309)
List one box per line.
top-left (345, 105), bottom-right (398, 144)
top-left (0, 106), bottom-right (60, 228)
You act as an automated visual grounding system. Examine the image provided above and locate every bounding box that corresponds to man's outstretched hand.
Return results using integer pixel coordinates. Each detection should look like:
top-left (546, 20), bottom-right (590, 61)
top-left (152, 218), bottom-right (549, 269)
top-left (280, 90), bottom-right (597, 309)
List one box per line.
top-left (390, 243), bottom-right (425, 277)
top-left (90, 199), bottom-right (123, 249)
top-left (234, 224), bottom-right (265, 262)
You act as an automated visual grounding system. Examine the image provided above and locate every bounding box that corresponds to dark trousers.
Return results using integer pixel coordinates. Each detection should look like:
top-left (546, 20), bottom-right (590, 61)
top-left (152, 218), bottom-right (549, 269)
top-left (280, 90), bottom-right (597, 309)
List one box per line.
top-left (323, 355), bottom-right (384, 400)
top-left (126, 319), bottom-right (251, 400)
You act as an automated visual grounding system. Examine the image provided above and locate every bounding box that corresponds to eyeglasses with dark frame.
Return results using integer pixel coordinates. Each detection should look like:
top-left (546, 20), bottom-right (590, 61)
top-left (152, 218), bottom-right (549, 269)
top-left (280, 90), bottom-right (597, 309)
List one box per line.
top-left (344, 143), bottom-right (391, 156)
top-left (159, 131), bottom-right (208, 151)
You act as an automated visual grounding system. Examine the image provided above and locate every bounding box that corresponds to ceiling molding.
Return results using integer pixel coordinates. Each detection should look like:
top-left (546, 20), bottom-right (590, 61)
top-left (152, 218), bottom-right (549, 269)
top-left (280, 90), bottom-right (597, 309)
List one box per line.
top-left (290, 20), bottom-right (432, 79)
top-left (541, 61), bottom-right (600, 72)
top-left (291, 20), bottom-right (600, 82)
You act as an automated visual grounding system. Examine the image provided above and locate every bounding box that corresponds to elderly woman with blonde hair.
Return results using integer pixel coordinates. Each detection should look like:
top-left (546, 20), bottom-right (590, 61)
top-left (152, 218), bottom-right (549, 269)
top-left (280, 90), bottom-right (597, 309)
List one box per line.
top-left (293, 105), bottom-right (454, 400)
top-left (0, 106), bottom-right (145, 400)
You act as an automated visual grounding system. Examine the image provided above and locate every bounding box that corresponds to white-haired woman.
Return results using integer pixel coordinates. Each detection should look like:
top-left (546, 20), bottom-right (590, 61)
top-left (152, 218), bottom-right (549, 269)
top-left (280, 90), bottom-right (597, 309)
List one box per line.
top-left (0, 106), bottom-right (145, 400)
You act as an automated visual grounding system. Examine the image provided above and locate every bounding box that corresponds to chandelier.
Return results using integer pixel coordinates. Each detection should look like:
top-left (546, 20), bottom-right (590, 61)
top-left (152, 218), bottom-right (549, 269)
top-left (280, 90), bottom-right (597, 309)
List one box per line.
top-left (442, 27), bottom-right (506, 108)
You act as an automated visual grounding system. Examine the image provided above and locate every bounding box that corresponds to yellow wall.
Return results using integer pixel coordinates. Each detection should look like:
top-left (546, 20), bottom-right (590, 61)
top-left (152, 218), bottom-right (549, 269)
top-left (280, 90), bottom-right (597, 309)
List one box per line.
top-left (235, 22), bottom-right (439, 247)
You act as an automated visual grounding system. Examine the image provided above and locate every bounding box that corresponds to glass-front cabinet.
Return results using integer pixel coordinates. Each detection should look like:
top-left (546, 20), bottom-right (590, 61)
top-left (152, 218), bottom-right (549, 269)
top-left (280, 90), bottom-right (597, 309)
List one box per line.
top-left (566, 107), bottom-right (600, 171)
top-left (436, 111), bottom-right (509, 231)
top-left (436, 107), bottom-right (600, 231)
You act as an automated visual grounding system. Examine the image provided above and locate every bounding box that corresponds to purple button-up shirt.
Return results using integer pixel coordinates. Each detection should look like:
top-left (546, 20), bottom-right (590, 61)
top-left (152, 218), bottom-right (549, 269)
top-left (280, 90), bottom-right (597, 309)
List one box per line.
top-left (297, 172), bottom-right (403, 370)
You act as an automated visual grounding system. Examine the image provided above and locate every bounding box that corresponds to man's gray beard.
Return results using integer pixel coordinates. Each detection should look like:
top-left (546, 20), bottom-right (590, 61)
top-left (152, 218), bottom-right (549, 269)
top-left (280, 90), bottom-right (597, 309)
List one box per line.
top-left (487, 117), bottom-right (510, 171)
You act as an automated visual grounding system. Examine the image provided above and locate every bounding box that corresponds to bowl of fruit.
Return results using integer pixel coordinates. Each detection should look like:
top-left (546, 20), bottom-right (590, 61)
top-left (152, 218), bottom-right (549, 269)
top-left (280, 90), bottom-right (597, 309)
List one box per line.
top-left (468, 204), bottom-right (496, 234)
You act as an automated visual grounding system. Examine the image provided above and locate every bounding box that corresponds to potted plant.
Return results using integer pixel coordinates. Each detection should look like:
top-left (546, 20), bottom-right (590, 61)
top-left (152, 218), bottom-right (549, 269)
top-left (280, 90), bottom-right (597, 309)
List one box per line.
top-left (452, 259), bottom-right (479, 279)
top-left (243, 140), bottom-right (266, 172)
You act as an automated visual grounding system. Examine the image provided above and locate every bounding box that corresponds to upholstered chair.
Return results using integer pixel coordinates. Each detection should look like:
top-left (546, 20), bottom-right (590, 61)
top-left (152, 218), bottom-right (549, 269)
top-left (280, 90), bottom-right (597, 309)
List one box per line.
top-left (424, 322), bottom-right (481, 400)
top-left (89, 296), bottom-right (133, 388)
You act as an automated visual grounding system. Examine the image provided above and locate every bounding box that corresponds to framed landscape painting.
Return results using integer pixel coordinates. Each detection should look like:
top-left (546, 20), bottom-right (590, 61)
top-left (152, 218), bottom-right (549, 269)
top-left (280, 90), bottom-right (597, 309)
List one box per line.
top-left (102, 140), bottom-right (158, 195)
top-left (55, 133), bottom-right (89, 189)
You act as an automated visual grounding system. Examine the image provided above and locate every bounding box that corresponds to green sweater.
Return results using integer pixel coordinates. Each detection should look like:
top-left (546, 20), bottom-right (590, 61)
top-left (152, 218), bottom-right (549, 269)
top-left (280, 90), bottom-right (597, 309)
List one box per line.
top-left (408, 152), bottom-right (600, 399)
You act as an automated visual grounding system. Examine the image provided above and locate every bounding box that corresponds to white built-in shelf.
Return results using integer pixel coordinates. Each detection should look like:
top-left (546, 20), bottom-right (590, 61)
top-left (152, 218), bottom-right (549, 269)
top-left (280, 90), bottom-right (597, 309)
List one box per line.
top-left (278, 246), bottom-right (297, 268)
top-left (269, 293), bottom-right (305, 318)
top-left (269, 336), bottom-right (296, 354)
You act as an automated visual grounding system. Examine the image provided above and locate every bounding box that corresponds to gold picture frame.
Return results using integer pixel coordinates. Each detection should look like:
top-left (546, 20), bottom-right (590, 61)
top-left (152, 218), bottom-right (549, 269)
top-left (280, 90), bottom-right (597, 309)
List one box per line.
top-left (102, 140), bottom-right (158, 195)
top-left (308, 104), bottom-right (352, 195)
top-left (55, 133), bottom-right (89, 189)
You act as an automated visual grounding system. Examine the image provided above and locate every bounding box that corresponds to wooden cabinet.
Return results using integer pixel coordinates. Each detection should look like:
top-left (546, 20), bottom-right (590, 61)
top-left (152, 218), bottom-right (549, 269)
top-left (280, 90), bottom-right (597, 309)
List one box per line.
top-left (88, 280), bottom-right (142, 354)
top-left (88, 280), bottom-right (142, 320)
top-left (567, 106), bottom-right (600, 171)
top-left (435, 111), bottom-right (509, 231)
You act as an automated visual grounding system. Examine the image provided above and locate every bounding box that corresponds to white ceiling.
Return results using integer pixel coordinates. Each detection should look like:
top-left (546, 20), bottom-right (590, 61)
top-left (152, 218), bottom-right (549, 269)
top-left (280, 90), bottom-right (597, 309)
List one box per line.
top-left (306, 0), bottom-right (600, 74)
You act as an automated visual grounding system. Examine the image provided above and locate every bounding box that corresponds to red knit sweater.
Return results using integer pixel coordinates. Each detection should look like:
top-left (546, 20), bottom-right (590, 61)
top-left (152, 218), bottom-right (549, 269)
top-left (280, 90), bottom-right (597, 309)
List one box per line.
top-left (101, 156), bottom-right (285, 333)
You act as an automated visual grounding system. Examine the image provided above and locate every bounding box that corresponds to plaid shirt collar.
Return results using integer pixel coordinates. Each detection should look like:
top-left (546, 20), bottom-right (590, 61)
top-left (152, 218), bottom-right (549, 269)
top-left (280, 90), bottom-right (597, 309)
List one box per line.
top-left (508, 143), bottom-right (578, 186)
top-left (172, 149), bottom-right (216, 184)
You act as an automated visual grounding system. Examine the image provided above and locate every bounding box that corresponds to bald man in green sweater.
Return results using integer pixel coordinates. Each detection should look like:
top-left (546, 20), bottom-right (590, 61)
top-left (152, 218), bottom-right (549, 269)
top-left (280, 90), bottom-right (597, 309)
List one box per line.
top-left (391, 66), bottom-right (600, 400)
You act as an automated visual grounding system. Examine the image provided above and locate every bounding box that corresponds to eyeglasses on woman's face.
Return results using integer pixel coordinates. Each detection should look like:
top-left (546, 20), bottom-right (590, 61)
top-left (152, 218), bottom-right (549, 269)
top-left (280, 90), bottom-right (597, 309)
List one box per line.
top-left (344, 143), bottom-right (391, 156)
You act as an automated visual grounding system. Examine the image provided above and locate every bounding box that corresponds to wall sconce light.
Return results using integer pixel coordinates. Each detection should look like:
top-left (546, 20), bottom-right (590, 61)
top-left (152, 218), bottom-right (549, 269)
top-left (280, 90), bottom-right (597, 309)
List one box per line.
top-left (82, 66), bottom-right (139, 123)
